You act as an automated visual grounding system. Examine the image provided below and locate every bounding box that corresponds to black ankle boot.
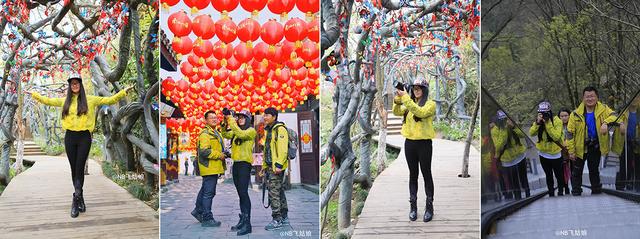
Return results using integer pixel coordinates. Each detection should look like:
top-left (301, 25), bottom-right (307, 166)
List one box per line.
top-left (409, 199), bottom-right (417, 221)
top-left (231, 213), bottom-right (244, 231)
top-left (237, 213), bottom-right (252, 236)
top-left (70, 194), bottom-right (80, 218)
top-left (424, 197), bottom-right (433, 222)
top-left (78, 192), bottom-right (86, 212)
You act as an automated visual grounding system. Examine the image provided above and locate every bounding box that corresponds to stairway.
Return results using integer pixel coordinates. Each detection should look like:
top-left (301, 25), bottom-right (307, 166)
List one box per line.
top-left (10, 141), bottom-right (45, 161)
top-left (384, 110), bottom-right (403, 136)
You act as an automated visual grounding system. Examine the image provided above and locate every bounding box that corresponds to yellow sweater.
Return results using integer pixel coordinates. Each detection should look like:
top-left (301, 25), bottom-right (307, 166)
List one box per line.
top-left (392, 94), bottom-right (436, 140)
top-left (529, 116), bottom-right (564, 155)
top-left (221, 116), bottom-right (257, 164)
top-left (32, 90), bottom-right (127, 132)
top-left (197, 125), bottom-right (226, 176)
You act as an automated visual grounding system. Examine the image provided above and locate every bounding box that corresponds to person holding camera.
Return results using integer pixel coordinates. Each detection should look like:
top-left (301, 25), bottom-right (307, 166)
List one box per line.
top-left (221, 109), bottom-right (257, 236)
top-left (567, 86), bottom-right (617, 196)
top-left (559, 108), bottom-right (573, 195)
top-left (529, 102), bottom-right (565, 197)
top-left (491, 110), bottom-right (530, 200)
top-left (191, 110), bottom-right (226, 227)
top-left (392, 78), bottom-right (436, 222)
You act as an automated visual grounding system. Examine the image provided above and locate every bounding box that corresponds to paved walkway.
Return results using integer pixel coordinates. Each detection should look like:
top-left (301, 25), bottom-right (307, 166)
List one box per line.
top-left (490, 188), bottom-right (640, 239)
top-left (160, 175), bottom-right (319, 239)
top-left (354, 136), bottom-right (480, 238)
top-left (0, 155), bottom-right (159, 238)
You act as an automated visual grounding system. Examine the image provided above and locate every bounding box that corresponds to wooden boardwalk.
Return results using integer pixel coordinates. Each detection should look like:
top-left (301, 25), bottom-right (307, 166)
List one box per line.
top-left (353, 137), bottom-right (480, 239)
top-left (0, 151), bottom-right (158, 238)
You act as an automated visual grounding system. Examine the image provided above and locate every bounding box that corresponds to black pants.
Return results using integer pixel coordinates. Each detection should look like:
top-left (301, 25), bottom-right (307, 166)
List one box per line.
top-left (233, 161), bottom-right (252, 216)
top-left (616, 141), bottom-right (640, 190)
top-left (500, 159), bottom-right (529, 200)
top-left (540, 156), bottom-right (564, 194)
top-left (404, 139), bottom-right (434, 200)
top-left (64, 130), bottom-right (92, 194)
top-left (572, 146), bottom-right (602, 194)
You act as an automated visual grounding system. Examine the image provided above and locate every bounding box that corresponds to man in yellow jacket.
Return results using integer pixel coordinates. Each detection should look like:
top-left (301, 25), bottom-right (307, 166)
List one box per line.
top-left (191, 111), bottom-right (226, 227)
top-left (612, 96), bottom-right (640, 191)
top-left (567, 86), bottom-right (617, 195)
top-left (261, 107), bottom-right (289, 231)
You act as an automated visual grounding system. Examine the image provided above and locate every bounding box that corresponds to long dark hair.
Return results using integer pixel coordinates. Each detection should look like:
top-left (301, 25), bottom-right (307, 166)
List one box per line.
top-left (496, 118), bottom-right (522, 150)
top-left (233, 114), bottom-right (253, 146)
top-left (537, 110), bottom-right (556, 143)
top-left (62, 79), bottom-right (88, 118)
top-left (403, 85), bottom-right (429, 123)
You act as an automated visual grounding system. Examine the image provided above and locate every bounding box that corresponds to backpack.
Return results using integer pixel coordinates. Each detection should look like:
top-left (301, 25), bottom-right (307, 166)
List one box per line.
top-left (274, 123), bottom-right (298, 160)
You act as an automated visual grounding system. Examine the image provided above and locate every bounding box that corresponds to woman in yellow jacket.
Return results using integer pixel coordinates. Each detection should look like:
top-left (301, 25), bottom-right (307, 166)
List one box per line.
top-left (221, 110), bottom-right (257, 236)
top-left (27, 74), bottom-right (132, 218)
top-left (529, 102), bottom-right (565, 197)
top-left (491, 110), bottom-right (529, 200)
top-left (392, 78), bottom-right (436, 222)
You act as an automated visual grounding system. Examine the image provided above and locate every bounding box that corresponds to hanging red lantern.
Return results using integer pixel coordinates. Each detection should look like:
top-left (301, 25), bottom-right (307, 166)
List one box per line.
top-left (215, 18), bottom-right (237, 44)
top-left (226, 56), bottom-right (241, 71)
top-left (193, 40), bottom-right (214, 60)
top-left (205, 56), bottom-right (220, 70)
top-left (213, 41), bottom-right (233, 65)
top-left (180, 61), bottom-right (196, 77)
top-left (260, 20), bottom-right (284, 49)
top-left (161, 0), bottom-right (180, 9)
top-left (266, 44), bottom-right (284, 63)
top-left (296, 0), bottom-right (319, 21)
top-left (171, 36), bottom-right (193, 57)
top-left (234, 43), bottom-right (253, 64)
top-left (307, 18), bottom-right (319, 42)
top-left (267, 0), bottom-right (296, 21)
top-left (176, 79), bottom-right (189, 93)
top-left (237, 18), bottom-right (261, 48)
top-left (213, 68), bottom-right (230, 84)
top-left (161, 77), bottom-right (176, 96)
top-left (167, 11), bottom-right (192, 37)
top-left (298, 40), bottom-right (318, 66)
top-left (275, 68), bottom-right (290, 84)
top-left (281, 40), bottom-right (297, 61)
top-left (192, 14), bottom-right (216, 41)
top-left (184, 0), bottom-right (210, 14)
top-left (286, 57), bottom-right (304, 70)
top-left (211, 0), bottom-right (239, 18)
top-left (188, 74), bottom-right (200, 84)
top-left (240, 0), bottom-right (267, 18)
top-left (190, 82), bottom-right (203, 95)
top-left (197, 67), bottom-right (213, 80)
top-left (292, 64), bottom-right (307, 81)
top-left (204, 80), bottom-right (216, 94)
top-left (188, 54), bottom-right (203, 67)
top-left (284, 17), bottom-right (307, 48)
top-left (229, 70), bottom-right (244, 85)
top-left (307, 67), bottom-right (319, 80)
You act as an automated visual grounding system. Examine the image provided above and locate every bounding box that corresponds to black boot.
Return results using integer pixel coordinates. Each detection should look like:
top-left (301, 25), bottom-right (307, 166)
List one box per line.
top-left (78, 192), bottom-right (86, 213)
top-left (230, 214), bottom-right (244, 231)
top-left (409, 199), bottom-right (417, 221)
top-left (237, 213), bottom-right (252, 236)
top-left (423, 197), bottom-right (433, 222)
top-left (70, 193), bottom-right (80, 218)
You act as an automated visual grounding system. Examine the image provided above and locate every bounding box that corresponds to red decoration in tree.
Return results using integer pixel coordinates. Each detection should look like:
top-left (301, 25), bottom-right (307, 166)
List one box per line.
top-left (188, 54), bottom-right (203, 66)
top-left (225, 56), bottom-right (242, 71)
top-left (197, 67), bottom-right (213, 80)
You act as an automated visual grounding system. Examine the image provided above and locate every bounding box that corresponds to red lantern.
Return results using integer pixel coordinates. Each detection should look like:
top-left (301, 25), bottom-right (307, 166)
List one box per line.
top-left (298, 40), bottom-right (318, 65)
top-left (213, 41), bottom-right (233, 65)
top-left (184, 0), bottom-right (210, 14)
top-left (240, 0), bottom-right (267, 17)
top-left (307, 67), bottom-right (319, 79)
top-left (188, 54), bottom-right (203, 67)
top-left (197, 67), bottom-right (213, 80)
top-left (161, 0), bottom-right (179, 8)
top-left (237, 18), bottom-right (261, 47)
top-left (307, 18), bottom-right (319, 42)
top-left (193, 40), bottom-right (214, 58)
top-left (253, 42), bottom-right (269, 62)
top-left (213, 68), bottom-right (230, 84)
top-left (284, 17), bottom-right (307, 47)
top-left (204, 80), bottom-right (216, 94)
top-left (292, 65), bottom-right (307, 81)
top-left (192, 14), bottom-right (216, 40)
top-left (275, 68), bottom-right (290, 84)
top-left (229, 70), bottom-right (244, 85)
top-left (215, 18), bottom-right (237, 44)
top-left (180, 62), bottom-right (196, 77)
top-left (234, 43), bottom-right (253, 63)
top-left (266, 44), bottom-right (284, 63)
top-left (226, 56), bottom-right (241, 71)
top-left (188, 74), bottom-right (200, 84)
top-left (211, 0), bottom-right (239, 17)
top-left (190, 82), bottom-right (203, 95)
top-left (286, 57), bottom-right (304, 70)
top-left (296, 0), bottom-right (319, 20)
top-left (172, 36), bottom-right (193, 57)
top-left (267, 0), bottom-right (296, 21)
top-left (161, 77), bottom-right (176, 95)
top-left (205, 56), bottom-right (220, 70)
top-left (176, 79), bottom-right (189, 93)
top-left (260, 20), bottom-right (284, 48)
top-left (281, 40), bottom-right (297, 60)
top-left (167, 11), bottom-right (192, 37)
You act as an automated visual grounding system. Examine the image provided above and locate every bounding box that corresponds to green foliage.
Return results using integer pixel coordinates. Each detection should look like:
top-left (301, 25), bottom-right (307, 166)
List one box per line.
top-left (102, 160), bottom-right (158, 210)
top-left (434, 120), bottom-right (479, 141)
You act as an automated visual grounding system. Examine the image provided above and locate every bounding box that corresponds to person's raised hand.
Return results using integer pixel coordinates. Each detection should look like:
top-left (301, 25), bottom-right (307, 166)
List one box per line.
top-left (600, 123), bottom-right (609, 134)
top-left (124, 85), bottom-right (135, 93)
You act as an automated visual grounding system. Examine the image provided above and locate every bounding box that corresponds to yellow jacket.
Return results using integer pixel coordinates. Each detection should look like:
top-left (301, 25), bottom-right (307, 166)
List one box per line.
top-left (262, 122), bottom-right (289, 172)
top-left (221, 116), bottom-right (257, 164)
top-left (197, 125), bottom-right (225, 176)
top-left (392, 94), bottom-right (436, 140)
top-left (491, 126), bottom-right (527, 164)
top-left (32, 90), bottom-right (127, 132)
top-left (611, 110), bottom-right (640, 155)
top-left (567, 102), bottom-right (617, 158)
top-left (529, 116), bottom-right (564, 155)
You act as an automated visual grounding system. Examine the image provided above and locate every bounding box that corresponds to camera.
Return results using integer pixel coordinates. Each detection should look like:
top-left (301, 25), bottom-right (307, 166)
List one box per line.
top-left (537, 111), bottom-right (552, 125)
top-left (393, 80), bottom-right (409, 91)
top-left (222, 108), bottom-right (231, 116)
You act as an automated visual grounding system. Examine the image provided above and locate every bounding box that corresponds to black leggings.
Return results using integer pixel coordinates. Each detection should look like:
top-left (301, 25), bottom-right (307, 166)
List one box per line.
top-left (540, 156), bottom-right (564, 193)
top-left (233, 161), bottom-right (252, 216)
top-left (405, 139), bottom-right (434, 200)
top-left (64, 130), bottom-right (92, 195)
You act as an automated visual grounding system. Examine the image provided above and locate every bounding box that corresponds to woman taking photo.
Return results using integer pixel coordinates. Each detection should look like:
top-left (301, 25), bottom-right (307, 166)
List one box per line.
top-left (529, 102), bottom-right (565, 197)
top-left (221, 110), bottom-right (257, 235)
top-left (27, 74), bottom-right (132, 218)
top-left (392, 78), bottom-right (436, 222)
top-left (491, 110), bottom-right (530, 200)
